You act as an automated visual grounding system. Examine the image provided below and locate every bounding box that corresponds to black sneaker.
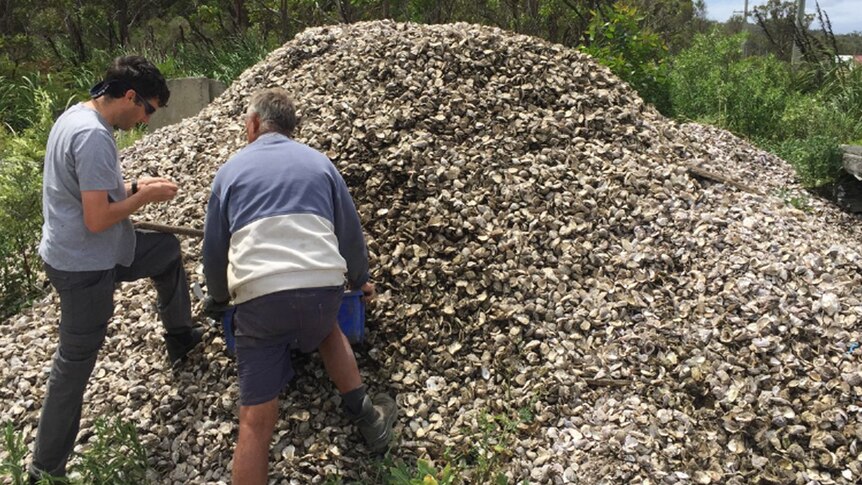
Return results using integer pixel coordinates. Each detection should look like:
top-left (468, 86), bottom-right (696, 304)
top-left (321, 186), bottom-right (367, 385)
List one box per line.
top-left (165, 326), bottom-right (204, 367)
top-left (349, 394), bottom-right (397, 453)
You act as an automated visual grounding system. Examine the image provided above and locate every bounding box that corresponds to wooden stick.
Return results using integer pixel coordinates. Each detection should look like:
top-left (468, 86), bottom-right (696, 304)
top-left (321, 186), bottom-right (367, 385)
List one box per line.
top-left (685, 163), bottom-right (764, 196)
top-left (584, 378), bottom-right (629, 387)
top-left (134, 221), bottom-right (204, 238)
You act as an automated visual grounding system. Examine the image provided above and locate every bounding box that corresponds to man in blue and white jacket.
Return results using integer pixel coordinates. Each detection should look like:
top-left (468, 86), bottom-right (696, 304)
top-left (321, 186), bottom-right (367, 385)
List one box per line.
top-left (202, 88), bottom-right (396, 485)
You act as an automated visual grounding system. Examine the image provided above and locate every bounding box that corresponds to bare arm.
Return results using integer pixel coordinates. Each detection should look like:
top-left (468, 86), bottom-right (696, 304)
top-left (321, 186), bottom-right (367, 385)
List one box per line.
top-left (124, 176), bottom-right (175, 197)
top-left (82, 180), bottom-right (179, 233)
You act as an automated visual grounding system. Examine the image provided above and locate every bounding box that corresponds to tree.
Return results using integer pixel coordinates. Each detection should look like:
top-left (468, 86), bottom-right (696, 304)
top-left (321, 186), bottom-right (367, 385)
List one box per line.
top-left (582, 2), bottom-right (672, 112)
top-left (834, 32), bottom-right (862, 55)
top-left (628, 0), bottom-right (710, 52)
top-left (752, 0), bottom-right (813, 61)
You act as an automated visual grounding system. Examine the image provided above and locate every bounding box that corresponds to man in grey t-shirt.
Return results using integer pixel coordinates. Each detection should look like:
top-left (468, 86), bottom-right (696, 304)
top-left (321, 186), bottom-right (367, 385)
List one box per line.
top-left (30, 56), bottom-right (203, 482)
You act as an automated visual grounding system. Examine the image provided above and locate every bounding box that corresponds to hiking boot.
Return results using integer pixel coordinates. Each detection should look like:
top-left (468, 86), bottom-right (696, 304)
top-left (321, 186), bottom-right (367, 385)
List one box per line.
top-left (165, 326), bottom-right (204, 367)
top-left (348, 393), bottom-right (397, 453)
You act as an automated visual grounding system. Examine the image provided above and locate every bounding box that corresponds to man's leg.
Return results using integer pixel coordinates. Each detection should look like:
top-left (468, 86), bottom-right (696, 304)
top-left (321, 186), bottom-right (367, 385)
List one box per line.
top-left (116, 231), bottom-right (199, 363)
top-left (318, 324), bottom-right (397, 453)
top-left (318, 325), bottom-right (361, 393)
top-left (233, 398), bottom-right (279, 485)
top-left (31, 266), bottom-right (114, 478)
top-left (232, 339), bottom-right (295, 485)
top-left (116, 231), bottom-right (191, 331)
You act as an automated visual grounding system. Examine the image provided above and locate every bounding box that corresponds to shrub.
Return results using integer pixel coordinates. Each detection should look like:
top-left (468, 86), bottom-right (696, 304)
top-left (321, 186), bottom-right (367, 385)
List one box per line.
top-left (669, 29), bottom-right (792, 140)
top-left (156, 31), bottom-right (276, 85)
top-left (385, 459), bottom-right (460, 485)
top-left (581, 3), bottom-right (671, 114)
top-left (776, 135), bottom-right (843, 188)
top-left (73, 418), bottom-right (150, 484)
top-left (0, 85), bottom-right (58, 319)
top-left (0, 74), bottom-right (84, 134)
top-left (668, 30), bottom-right (744, 123)
top-left (778, 93), bottom-right (861, 142)
top-left (722, 55), bottom-right (791, 139)
top-left (0, 155), bottom-right (43, 320)
top-left (0, 423), bottom-right (27, 485)
top-left (1, 418), bottom-right (151, 484)
top-left (818, 64), bottom-right (862, 141)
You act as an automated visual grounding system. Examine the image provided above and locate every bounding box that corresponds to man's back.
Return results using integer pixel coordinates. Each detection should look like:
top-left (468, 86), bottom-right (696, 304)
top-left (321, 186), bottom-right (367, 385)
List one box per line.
top-left (204, 132), bottom-right (368, 304)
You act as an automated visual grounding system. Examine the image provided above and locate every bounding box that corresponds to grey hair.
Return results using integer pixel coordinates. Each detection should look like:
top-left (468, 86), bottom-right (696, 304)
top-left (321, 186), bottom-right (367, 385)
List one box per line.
top-left (247, 88), bottom-right (298, 137)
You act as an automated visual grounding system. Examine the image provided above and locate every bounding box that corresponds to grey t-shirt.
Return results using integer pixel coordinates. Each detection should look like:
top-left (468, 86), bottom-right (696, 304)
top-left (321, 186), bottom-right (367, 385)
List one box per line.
top-left (38, 103), bottom-right (135, 271)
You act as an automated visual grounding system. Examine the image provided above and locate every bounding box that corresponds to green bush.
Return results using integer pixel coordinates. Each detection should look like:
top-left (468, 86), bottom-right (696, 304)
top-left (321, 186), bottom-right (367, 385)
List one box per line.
top-left (0, 424), bottom-right (27, 485)
top-left (723, 56), bottom-right (790, 140)
top-left (668, 31), bottom-right (744, 123)
top-left (581, 3), bottom-right (671, 114)
top-left (1, 418), bottom-right (150, 485)
top-left (74, 418), bottom-right (150, 484)
top-left (669, 29), bottom-right (791, 140)
top-left (151, 31), bottom-right (276, 85)
top-left (0, 155), bottom-right (43, 320)
top-left (385, 458), bottom-right (460, 485)
top-left (0, 74), bottom-right (85, 134)
top-left (818, 64), bottom-right (862, 141)
top-left (776, 135), bottom-right (843, 188)
top-left (778, 93), bottom-right (861, 142)
top-left (0, 85), bottom-right (59, 319)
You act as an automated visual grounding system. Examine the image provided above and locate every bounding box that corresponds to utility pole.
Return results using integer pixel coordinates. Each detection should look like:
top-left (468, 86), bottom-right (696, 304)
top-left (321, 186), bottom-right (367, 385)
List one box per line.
top-left (742, 0), bottom-right (750, 57)
top-left (791, 0), bottom-right (806, 66)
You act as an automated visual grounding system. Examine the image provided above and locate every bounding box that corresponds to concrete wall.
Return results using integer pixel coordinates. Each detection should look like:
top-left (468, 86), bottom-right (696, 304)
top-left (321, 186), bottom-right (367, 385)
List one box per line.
top-left (147, 77), bottom-right (226, 130)
top-left (843, 145), bottom-right (862, 181)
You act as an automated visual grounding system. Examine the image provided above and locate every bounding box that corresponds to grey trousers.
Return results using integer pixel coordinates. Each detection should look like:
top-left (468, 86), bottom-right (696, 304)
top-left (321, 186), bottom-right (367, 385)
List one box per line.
top-left (31, 231), bottom-right (192, 478)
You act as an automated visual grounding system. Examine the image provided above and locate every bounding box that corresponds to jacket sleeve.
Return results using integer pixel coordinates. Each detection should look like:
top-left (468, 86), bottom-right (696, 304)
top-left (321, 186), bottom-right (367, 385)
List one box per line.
top-left (202, 190), bottom-right (232, 302)
top-left (331, 171), bottom-right (369, 290)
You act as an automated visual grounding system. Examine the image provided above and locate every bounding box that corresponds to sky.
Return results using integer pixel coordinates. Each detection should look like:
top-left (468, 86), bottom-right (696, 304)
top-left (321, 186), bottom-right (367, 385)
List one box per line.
top-left (703, 0), bottom-right (861, 34)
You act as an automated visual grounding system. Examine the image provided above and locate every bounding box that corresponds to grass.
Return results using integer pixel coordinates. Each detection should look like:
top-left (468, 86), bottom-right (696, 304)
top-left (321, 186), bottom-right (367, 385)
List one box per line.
top-left (370, 403), bottom-right (535, 485)
top-left (318, 398), bottom-right (539, 484)
top-left (1, 424), bottom-right (28, 485)
top-left (773, 187), bottom-right (814, 212)
top-left (3, 401), bottom-right (537, 484)
top-left (1, 418), bottom-right (150, 485)
top-left (115, 127), bottom-right (146, 150)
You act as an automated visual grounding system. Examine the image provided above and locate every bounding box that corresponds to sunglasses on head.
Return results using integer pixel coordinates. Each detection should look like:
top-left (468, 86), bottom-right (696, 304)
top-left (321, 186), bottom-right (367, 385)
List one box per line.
top-left (89, 80), bottom-right (156, 115)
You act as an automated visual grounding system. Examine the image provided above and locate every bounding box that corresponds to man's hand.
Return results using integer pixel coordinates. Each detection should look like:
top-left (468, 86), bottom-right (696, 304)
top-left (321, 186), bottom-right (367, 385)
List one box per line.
top-left (138, 180), bottom-right (178, 203)
top-left (202, 295), bottom-right (231, 321)
top-left (360, 282), bottom-right (376, 303)
top-left (138, 176), bottom-right (173, 186)
top-left (126, 177), bottom-right (176, 198)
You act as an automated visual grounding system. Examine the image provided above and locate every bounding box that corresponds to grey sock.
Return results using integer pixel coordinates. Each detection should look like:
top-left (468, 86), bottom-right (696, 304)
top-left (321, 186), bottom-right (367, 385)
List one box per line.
top-left (341, 385), bottom-right (367, 416)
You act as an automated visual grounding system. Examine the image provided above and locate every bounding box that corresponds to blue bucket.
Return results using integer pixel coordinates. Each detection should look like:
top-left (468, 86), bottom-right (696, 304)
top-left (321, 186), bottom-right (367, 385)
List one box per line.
top-left (221, 290), bottom-right (365, 354)
top-left (338, 290), bottom-right (366, 344)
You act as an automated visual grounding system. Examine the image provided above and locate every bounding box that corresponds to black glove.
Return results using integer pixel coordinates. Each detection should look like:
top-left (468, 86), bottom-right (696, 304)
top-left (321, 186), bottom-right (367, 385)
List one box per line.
top-left (202, 295), bottom-right (231, 321)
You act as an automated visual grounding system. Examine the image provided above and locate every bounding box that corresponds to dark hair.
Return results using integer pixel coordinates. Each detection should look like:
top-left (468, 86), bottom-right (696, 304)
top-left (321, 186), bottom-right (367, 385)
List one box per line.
top-left (101, 56), bottom-right (170, 107)
top-left (248, 88), bottom-right (298, 137)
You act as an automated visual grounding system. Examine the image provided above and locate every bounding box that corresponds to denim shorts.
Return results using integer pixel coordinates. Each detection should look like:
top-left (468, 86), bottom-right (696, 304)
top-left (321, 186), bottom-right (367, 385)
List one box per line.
top-left (233, 286), bottom-right (343, 406)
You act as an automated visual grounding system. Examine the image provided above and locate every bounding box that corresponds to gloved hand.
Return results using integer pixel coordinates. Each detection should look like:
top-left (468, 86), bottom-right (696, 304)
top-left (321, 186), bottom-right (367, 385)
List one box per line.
top-left (202, 295), bottom-right (231, 321)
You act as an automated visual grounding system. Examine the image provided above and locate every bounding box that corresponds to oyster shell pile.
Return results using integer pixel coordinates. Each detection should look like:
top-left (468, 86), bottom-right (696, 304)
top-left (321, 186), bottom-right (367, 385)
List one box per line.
top-left (2, 21), bottom-right (862, 484)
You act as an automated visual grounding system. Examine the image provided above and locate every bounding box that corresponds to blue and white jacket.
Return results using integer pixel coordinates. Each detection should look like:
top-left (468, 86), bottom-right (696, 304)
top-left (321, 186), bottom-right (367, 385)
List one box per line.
top-left (202, 132), bottom-right (369, 304)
